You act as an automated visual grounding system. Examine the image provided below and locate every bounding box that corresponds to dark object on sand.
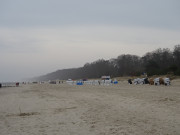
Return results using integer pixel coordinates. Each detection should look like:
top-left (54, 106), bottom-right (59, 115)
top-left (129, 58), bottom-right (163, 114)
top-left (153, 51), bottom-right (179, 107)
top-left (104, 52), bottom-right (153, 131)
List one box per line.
top-left (128, 79), bottom-right (132, 84)
top-left (0, 83), bottom-right (1, 88)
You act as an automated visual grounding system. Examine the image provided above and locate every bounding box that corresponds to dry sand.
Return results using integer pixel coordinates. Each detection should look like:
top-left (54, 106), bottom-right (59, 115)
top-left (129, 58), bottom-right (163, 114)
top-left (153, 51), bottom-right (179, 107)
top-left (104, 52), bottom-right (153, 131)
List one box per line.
top-left (0, 80), bottom-right (180, 135)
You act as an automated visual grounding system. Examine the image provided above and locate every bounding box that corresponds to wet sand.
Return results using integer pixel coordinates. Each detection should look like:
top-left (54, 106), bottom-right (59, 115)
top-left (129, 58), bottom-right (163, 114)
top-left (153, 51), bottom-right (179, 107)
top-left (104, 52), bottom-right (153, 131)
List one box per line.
top-left (0, 80), bottom-right (180, 135)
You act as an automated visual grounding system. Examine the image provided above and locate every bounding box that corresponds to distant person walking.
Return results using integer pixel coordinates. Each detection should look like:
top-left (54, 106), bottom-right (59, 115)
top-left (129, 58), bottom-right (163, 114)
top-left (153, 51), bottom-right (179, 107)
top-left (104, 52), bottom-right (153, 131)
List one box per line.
top-left (128, 79), bottom-right (132, 84)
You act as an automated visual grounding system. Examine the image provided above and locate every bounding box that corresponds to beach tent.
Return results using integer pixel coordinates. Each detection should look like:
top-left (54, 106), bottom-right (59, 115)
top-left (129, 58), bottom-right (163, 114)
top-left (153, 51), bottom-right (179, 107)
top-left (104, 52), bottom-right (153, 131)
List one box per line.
top-left (76, 81), bottom-right (83, 85)
top-left (154, 78), bottom-right (160, 85)
top-left (164, 78), bottom-right (170, 86)
top-left (134, 78), bottom-right (144, 85)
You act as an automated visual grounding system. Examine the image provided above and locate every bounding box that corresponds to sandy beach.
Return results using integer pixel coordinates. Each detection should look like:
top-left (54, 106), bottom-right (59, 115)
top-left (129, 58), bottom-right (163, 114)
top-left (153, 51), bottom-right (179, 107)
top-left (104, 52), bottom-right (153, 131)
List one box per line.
top-left (0, 80), bottom-right (180, 135)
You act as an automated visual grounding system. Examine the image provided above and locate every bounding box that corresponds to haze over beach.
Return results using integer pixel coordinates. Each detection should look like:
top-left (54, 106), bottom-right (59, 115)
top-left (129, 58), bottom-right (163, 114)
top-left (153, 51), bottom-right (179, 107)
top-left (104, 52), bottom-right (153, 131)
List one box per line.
top-left (0, 0), bottom-right (180, 81)
top-left (1, 1), bottom-right (180, 135)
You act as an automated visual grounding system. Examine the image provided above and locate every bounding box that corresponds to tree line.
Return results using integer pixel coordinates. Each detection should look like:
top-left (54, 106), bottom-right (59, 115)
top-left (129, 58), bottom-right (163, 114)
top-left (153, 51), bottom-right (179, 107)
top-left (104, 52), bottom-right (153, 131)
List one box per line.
top-left (35, 45), bottom-right (180, 81)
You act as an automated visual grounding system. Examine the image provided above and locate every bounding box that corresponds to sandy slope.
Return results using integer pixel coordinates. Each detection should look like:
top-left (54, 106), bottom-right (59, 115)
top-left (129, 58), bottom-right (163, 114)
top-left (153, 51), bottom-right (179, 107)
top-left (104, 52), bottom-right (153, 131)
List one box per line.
top-left (0, 80), bottom-right (180, 135)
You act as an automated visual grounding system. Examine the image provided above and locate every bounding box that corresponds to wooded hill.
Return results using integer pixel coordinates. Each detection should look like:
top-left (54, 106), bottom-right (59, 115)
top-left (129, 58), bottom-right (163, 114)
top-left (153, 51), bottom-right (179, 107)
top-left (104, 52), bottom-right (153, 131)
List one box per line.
top-left (33, 45), bottom-right (180, 81)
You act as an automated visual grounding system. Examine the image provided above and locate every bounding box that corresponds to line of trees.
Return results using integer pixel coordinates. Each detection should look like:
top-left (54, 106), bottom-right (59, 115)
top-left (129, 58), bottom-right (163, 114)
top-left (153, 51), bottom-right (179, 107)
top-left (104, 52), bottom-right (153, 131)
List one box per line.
top-left (35, 45), bottom-right (180, 81)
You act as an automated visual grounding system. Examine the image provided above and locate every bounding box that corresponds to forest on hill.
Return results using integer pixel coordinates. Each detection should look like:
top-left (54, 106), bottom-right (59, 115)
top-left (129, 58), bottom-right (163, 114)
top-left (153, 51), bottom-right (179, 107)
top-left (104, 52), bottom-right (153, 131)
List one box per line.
top-left (33, 45), bottom-right (180, 81)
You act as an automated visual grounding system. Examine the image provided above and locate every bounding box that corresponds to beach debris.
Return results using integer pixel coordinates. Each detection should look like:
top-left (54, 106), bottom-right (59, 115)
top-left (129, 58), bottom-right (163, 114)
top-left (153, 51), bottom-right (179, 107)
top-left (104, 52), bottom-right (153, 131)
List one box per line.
top-left (19, 112), bottom-right (40, 116)
top-left (159, 97), bottom-right (175, 102)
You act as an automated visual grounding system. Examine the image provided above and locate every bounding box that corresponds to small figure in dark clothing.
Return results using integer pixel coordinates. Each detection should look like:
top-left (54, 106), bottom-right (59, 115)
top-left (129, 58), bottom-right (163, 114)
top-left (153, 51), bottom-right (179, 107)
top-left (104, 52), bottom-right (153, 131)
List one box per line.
top-left (0, 83), bottom-right (2, 88)
top-left (98, 81), bottom-right (100, 85)
top-left (16, 83), bottom-right (19, 87)
top-left (128, 79), bottom-right (132, 84)
top-left (144, 78), bottom-right (149, 84)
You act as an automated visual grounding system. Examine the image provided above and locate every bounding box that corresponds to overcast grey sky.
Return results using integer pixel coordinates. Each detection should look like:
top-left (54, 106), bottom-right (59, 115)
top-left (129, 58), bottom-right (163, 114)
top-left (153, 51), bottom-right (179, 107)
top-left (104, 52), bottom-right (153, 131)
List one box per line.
top-left (0, 0), bottom-right (180, 82)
